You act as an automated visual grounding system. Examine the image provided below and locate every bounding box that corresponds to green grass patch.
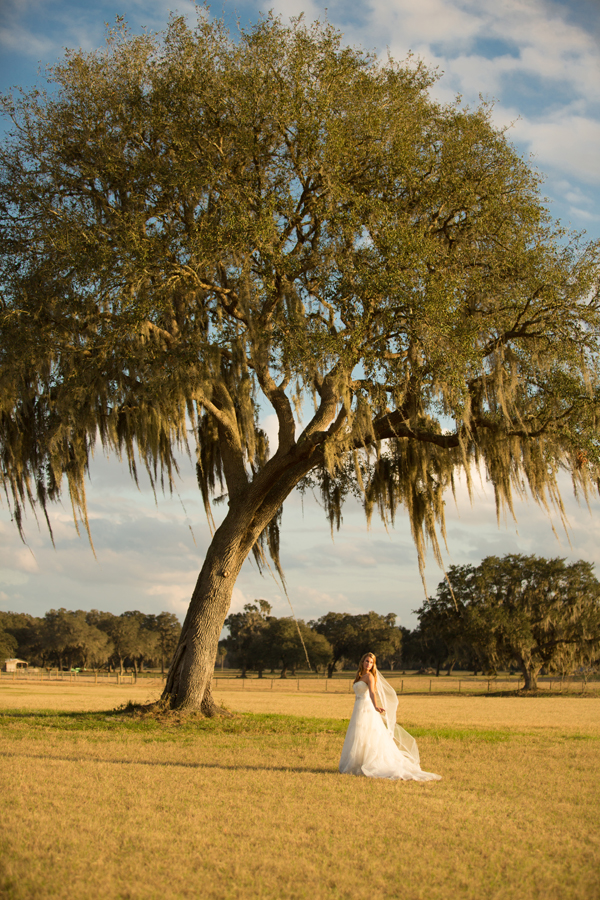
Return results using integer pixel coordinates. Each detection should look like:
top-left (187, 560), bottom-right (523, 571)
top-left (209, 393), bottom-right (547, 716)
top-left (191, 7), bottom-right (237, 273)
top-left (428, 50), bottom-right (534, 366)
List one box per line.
top-left (3, 707), bottom-right (596, 746)
top-left (0, 707), bottom-right (348, 738)
top-left (408, 725), bottom-right (514, 742)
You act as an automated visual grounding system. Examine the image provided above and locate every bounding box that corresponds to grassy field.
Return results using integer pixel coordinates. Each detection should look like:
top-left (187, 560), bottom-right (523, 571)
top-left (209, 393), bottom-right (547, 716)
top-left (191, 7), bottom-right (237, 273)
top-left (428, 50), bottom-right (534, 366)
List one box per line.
top-left (0, 683), bottom-right (598, 900)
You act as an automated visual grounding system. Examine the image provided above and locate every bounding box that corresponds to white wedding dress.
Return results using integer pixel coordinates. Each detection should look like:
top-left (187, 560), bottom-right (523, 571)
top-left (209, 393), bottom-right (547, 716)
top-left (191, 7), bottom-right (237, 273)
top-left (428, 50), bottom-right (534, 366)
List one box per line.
top-left (339, 677), bottom-right (441, 781)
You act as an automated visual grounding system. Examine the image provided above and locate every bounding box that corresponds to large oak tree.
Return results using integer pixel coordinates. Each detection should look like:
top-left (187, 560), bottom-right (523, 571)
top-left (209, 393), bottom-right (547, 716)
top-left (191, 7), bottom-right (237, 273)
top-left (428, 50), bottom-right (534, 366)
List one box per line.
top-left (1, 15), bottom-right (600, 711)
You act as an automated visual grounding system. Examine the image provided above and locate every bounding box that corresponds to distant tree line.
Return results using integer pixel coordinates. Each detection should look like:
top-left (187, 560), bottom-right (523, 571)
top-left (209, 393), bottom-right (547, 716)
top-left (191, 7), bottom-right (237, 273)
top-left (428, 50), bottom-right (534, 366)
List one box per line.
top-left (223, 603), bottom-right (404, 678)
top-left (0, 609), bottom-right (181, 674)
top-left (222, 555), bottom-right (600, 685)
top-left (2, 556), bottom-right (599, 687)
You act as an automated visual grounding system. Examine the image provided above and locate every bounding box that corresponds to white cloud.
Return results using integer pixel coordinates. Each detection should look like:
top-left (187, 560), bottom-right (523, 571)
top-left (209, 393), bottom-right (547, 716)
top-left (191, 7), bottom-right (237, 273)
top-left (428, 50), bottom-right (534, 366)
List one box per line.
top-left (0, 23), bottom-right (57, 58)
top-left (0, 569), bottom-right (30, 587)
top-left (263, 0), bottom-right (323, 24)
top-left (146, 579), bottom-right (197, 614)
top-left (564, 187), bottom-right (594, 207)
top-left (261, 413), bottom-right (279, 456)
top-left (370, 0), bottom-right (481, 49)
top-left (514, 114), bottom-right (600, 186)
top-left (567, 207), bottom-right (600, 223)
top-left (292, 585), bottom-right (353, 615)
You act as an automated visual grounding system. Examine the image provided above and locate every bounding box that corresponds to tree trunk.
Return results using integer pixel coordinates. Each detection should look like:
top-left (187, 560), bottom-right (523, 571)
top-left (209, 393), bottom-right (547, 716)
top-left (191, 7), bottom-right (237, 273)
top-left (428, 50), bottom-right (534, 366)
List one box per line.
top-left (516, 652), bottom-right (542, 691)
top-left (522, 666), bottom-right (540, 691)
top-left (161, 513), bottom-right (254, 712)
top-left (160, 436), bottom-right (320, 713)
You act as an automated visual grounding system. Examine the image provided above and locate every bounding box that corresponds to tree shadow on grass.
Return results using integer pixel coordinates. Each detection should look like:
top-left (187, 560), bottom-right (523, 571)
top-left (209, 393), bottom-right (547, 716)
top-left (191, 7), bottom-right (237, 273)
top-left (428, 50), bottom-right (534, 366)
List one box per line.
top-left (0, 748), bottom-right (336, 776)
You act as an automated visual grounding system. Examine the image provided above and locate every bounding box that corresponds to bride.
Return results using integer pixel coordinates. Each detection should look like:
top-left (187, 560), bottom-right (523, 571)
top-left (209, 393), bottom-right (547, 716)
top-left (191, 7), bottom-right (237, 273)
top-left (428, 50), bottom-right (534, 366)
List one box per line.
top-left (339, 652), bottom-right (441, 781)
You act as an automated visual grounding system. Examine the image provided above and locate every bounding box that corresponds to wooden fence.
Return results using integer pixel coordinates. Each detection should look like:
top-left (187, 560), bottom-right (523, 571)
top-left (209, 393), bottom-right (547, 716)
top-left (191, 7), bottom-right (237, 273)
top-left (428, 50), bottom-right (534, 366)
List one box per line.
top-left (1, 669), bottom-right (596, 694)
top-left (0, 669), bottom-right (164, 686)
top-left (211, 675), bottom-right (596, 694)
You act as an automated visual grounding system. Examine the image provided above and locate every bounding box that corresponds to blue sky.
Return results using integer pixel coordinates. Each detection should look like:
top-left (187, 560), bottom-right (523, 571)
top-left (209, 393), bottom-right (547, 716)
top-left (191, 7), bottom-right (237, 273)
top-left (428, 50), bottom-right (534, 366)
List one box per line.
top-left (1, 0), bottom-right (600, 627)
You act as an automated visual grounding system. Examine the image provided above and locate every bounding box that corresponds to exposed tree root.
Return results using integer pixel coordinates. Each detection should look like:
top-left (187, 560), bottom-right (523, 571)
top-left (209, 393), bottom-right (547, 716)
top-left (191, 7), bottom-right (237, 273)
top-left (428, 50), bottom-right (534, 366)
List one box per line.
top-left (112, 698), bottom-right (234, 723)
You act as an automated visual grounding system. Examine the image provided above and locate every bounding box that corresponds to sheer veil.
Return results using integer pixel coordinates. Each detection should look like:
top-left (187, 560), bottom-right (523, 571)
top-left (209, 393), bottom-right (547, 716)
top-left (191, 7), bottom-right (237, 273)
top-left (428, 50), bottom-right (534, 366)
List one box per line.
top-left (376, 671), bottom-right (420, 765)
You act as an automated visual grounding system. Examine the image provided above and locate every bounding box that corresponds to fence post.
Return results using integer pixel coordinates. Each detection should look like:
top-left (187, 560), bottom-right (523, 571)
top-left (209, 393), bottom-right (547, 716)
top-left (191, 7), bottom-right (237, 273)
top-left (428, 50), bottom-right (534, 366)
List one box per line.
top-left (401, 680), bottom-right (403, 693)
top-left (487, 680), bottom-right (490, 692)
top-left (297, 678), bottom-right (300, 691)
top-left (325, 679), bottom-right (328, 692)
top-left (459, 680), bottom-right (461, 692)
top-left (429, 679), bottom-right (432, 693)
top-left (242, 677), bottom-right (245, 689)
top-left (271, 679), bottom-right (273, 690)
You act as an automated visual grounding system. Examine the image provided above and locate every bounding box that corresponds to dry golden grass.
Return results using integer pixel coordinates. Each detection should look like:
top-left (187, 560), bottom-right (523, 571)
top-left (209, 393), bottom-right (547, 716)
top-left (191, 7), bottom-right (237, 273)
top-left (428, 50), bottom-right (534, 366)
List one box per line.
top-left (213, 688), bottom-right (600, 734)
top-left (0, 681), bottom-right (163, 711)
top-left (0, 683), bottom-right (598, 900)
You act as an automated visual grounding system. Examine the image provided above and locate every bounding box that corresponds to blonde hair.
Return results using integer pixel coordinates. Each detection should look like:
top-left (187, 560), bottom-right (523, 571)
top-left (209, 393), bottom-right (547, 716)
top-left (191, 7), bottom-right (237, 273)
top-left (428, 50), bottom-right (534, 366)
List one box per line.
top-left (354, 652), bottom-right (378, 684)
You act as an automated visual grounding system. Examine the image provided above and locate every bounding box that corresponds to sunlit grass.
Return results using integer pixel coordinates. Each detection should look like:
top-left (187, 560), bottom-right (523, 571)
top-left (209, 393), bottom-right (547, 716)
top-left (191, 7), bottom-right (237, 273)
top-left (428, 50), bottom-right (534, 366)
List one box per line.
top-left (0, 684), bottom-right (598, 900)
top-left (214, 687), bottom-right (600, 734)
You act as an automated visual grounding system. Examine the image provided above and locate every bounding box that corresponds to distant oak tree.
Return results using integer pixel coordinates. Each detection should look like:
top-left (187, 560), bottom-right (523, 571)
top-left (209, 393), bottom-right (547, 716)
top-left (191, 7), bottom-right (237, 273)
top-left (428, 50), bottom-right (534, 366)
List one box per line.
top-left (1, 15), bottom-right (600, 712)
top-left (418, 555), bottom-right (600, 689)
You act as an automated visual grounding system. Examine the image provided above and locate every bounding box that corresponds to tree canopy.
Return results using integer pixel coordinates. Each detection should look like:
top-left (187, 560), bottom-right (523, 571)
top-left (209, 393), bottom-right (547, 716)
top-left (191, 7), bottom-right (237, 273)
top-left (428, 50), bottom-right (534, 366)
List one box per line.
top-left (1, 13), bottom-right (600, 709)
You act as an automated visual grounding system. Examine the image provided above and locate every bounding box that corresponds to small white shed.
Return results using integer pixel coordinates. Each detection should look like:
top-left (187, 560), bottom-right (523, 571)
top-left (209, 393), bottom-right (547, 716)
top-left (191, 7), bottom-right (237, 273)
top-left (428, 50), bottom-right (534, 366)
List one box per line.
top-left (2, 658), bottom-right (28, 673)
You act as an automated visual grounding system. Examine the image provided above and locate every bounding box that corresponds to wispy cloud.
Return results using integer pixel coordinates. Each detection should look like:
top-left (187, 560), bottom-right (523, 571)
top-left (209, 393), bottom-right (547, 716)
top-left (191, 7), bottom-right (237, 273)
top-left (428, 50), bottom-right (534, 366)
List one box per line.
top-left (513, 113), bottom-right (600, 186)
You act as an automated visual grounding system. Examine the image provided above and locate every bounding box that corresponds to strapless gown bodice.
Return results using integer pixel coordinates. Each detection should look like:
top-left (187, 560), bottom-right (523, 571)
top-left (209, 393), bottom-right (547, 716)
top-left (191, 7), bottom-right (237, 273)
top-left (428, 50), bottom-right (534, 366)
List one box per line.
top-left (339, 679), bottom-right (441, 782)
top-left (353, 681), bottom-right (369, 699)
